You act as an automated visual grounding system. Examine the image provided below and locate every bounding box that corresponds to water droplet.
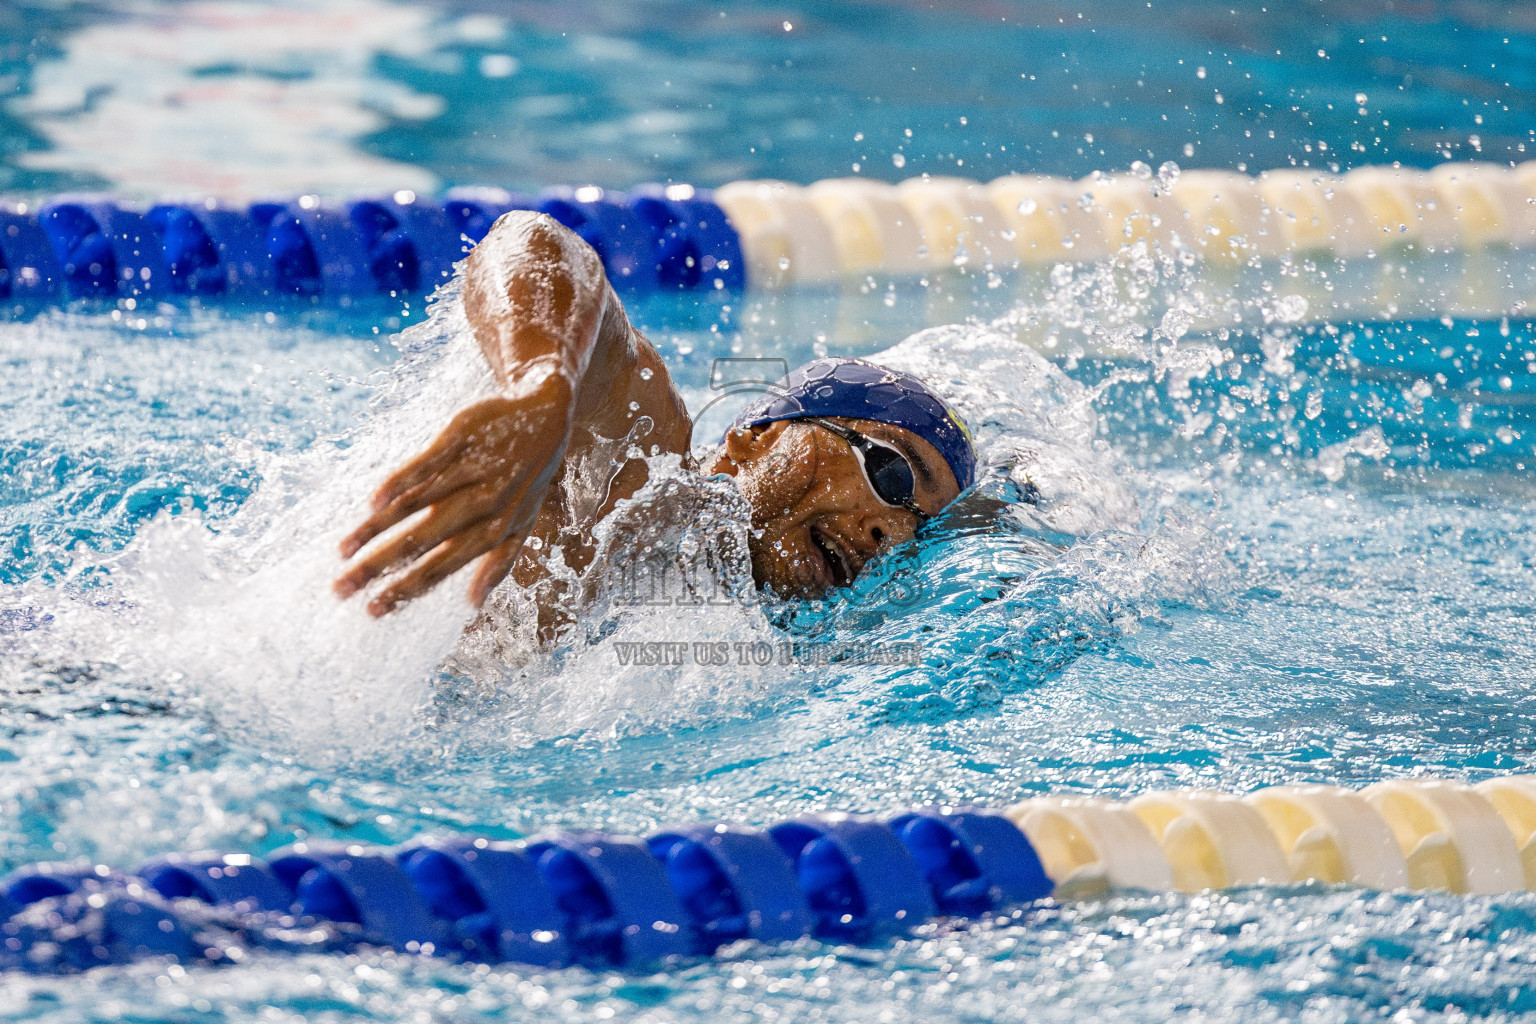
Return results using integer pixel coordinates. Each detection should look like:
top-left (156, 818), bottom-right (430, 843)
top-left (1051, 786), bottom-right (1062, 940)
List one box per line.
top-left (1016, 197), bottom-right (1037, 215)
top-left (892, 153), bottom-right (906, 168)
top-left (1156, 161), bottom-right (1181, 191)
top-left (638, 366), bottom-right (653, 380)
top-left (628, 401), bottom-right (640, 412)
top-left (778, 256), bottom-right (791, 270)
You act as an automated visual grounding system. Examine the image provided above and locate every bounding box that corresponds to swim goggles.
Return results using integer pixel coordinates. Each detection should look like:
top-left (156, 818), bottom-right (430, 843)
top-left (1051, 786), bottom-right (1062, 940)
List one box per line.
top-left (801, 417), bottom-right (930, 519)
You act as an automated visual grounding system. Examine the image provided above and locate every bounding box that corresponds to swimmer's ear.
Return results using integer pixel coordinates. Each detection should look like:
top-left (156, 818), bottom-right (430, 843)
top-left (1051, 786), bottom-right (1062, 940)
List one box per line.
top-left (722, 422), bottom-right (784, 465)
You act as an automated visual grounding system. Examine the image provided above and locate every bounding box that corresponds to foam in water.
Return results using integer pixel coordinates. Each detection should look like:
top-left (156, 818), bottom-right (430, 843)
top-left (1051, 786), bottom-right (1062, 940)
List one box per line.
top-left (0, 288), bottom-right (500, 761)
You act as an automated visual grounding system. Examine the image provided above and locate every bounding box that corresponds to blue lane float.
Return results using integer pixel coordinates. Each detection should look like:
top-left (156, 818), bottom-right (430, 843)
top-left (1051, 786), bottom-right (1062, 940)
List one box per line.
top-left (268, 842), bottom-right (449, 951)
top-left (0, 807), bottom-right (1044, 974)
top-left (397, 838), bottom-right (569, 966)
top-left (135, 851), bottom-right (292, 914)
top-left (890, 808), bottom-right (1054, 915)
top-left (629, 186), bottom-right (746, 292)
top-left (524, 831), bottom-right (692, 965)
top-left (647, 823), bottom-right (811, 952)
top-left (769, 816), bottom-right (938, 941)
top-left (0, 185), bottom-right (745, 305)
top-left (0, 202), bottom-right (66, 298)
top-left (2, 886), bottom-right (197, 972)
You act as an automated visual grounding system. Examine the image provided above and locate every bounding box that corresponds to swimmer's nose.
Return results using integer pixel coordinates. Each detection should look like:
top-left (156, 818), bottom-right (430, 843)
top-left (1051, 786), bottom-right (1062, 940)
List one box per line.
top-left (856, 508), bottom-right (915, 555)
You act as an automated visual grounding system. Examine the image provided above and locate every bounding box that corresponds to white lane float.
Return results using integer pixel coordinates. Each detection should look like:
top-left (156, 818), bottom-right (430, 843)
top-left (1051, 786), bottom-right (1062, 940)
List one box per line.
top-left (1015, 776), bottom-right (1536, 899)
top-left (1363, 779), bottom-right (1525, 894)
top-left (720, 160), bottom-right (1536, 287)
top-left (713, 179), bottom-right (841, 288)
top-left (1243, 785), bottom-right (1409, 889)
top-left (1006, 796), bottom-right (1173, 897)
top-left (1126, 790), bottom-right (1291, 891)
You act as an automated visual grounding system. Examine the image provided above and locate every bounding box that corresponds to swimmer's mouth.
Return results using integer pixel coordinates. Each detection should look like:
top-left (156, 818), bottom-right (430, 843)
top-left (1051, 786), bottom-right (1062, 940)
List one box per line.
top-left (810, 525), bottom-right (856, 590)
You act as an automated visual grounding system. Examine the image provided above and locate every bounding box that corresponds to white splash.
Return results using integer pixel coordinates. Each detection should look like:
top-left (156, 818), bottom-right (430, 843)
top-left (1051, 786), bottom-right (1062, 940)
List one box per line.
top-left (21, 286), bottom-right (498, 760)
top-left (875, 323), bottom-right (1143, 535)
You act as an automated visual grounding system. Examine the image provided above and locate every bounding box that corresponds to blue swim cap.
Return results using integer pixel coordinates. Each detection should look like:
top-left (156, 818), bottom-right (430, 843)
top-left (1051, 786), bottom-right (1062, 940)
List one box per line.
top-left (728, 357), bottom-right (976, 491)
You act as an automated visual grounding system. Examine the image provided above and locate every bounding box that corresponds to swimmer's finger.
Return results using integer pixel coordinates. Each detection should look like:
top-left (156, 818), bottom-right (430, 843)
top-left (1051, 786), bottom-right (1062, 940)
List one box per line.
top-left (366, 529), bottom-right (494, 617)
top-left (371, 432), bottom-right (468, 511)
top-left (345, 444), bottom-right (527, 558)
top-left (339, 504), bottom-right (409, 562)
top-left (467, 532), bottom-right (528, 608)
top-left (386, 451), bottom-right (528, 522)
top-left (340, 486), bottom-right (440, 561)
top-left (342, 474), bottom-right (467, 559)
top-left (333, 518), bottom-right (443, 600)
top-left (339, 482), bottom-right (514, 595)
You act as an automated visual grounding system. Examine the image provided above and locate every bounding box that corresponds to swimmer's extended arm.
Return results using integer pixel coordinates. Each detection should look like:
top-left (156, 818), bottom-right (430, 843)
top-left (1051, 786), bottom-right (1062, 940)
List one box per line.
top-left (333, 211), bottom-right (657, 616)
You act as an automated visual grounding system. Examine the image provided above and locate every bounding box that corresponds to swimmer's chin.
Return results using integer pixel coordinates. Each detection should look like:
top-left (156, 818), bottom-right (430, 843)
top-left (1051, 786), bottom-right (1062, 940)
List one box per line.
top-left (748, 526), bottom-right (842, 601)
top-left (750, 550), bottom-right (838, 602)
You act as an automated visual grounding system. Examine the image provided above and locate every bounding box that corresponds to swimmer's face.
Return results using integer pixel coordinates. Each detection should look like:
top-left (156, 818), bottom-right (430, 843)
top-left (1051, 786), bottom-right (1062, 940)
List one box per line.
top-left (709, 417), bottom-right (962, 599)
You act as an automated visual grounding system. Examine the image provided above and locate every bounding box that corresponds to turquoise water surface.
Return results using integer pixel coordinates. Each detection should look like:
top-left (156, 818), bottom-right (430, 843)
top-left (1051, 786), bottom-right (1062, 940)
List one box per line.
top-left (2, 1), bottom-right (1536, 1022)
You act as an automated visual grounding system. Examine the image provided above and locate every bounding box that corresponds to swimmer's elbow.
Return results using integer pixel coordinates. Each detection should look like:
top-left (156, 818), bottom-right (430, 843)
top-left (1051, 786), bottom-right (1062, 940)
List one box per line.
top-left (464, 210), bottom-right (614, 383)
top-left (482, 210), bottom-right (607, 295)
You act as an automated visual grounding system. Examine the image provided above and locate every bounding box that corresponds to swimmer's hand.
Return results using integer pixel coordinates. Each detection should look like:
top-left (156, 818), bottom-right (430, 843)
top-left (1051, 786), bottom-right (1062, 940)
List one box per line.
top-left (332, 370), bottom-right (574, 616)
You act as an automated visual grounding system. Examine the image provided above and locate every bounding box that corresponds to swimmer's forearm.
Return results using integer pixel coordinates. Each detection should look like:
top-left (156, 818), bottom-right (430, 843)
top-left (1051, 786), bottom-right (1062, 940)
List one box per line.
top-left (336, 213), bottom-right (683, 615)
top-left (461, 211), bottom-right (634, 409)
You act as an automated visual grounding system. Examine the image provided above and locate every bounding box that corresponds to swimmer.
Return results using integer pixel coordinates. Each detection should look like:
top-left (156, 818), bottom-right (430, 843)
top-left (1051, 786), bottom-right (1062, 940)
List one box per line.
top-left (332, 211), bottom-right (975, 620)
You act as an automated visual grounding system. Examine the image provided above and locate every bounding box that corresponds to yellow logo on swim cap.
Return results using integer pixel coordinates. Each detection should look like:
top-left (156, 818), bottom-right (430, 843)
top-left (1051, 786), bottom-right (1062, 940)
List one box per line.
top-left (947, 407), bottom-right (973, 442)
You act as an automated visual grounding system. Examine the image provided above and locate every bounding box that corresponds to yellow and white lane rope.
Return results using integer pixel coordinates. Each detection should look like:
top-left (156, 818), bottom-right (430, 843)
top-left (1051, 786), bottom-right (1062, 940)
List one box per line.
top-left (716, 162), bottom-right (1536, 288)
top-left (1009, 775), bottom-right (1536, 899)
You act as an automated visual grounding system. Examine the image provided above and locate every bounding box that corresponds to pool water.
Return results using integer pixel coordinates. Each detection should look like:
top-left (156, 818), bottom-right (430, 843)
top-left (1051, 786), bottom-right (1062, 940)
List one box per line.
top-left (3, 260), bottom-right (1536, 1020)
top-left (0, 0), bottom-right (1529, 197)
top-left (3, 1), bottom-right (1536, 1022)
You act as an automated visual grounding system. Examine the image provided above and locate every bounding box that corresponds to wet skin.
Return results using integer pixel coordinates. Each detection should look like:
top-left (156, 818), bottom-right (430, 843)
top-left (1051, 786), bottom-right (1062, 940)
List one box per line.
top-left (332, 211), bottom-right (960, 619)
top-left (703, 418), bottom-right (958, 600)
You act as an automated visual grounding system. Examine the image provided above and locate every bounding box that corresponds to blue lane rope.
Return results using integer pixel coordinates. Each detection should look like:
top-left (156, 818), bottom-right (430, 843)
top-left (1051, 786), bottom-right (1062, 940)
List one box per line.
top-left (0, 186), bottom-right (744, 304)
top-left (0, 807), bottom-right (1048, 974)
